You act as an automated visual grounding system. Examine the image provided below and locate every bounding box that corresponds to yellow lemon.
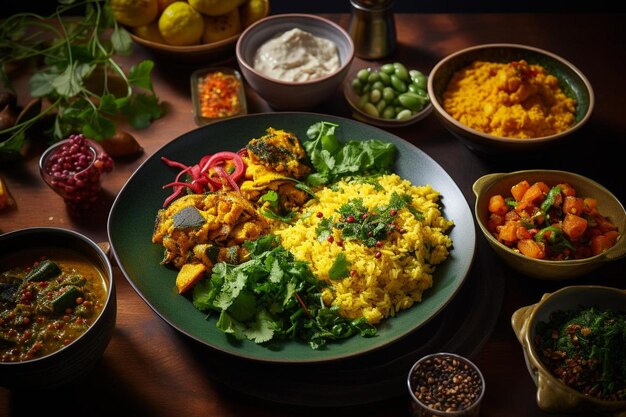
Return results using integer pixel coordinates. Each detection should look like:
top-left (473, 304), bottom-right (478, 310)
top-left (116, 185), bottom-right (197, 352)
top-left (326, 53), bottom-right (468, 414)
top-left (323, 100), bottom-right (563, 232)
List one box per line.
top-left (158, 2), bottom-right (204, 46)
top-left (202, 8), bottom-right (242, 44)
top-left (188, 0), bottom-right (246, 16)
top-left (240, 0), bottom-right (268, 28)
top-left (110, 0), bottom-right (159, 27)
top-left (133, 22), bottom-right (166, 44)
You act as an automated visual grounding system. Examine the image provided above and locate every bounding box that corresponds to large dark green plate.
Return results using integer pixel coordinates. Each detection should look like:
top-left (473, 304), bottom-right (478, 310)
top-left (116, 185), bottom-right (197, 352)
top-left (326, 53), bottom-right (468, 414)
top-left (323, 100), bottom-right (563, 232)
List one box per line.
top-left (108, 112), bottom-right (475, 363)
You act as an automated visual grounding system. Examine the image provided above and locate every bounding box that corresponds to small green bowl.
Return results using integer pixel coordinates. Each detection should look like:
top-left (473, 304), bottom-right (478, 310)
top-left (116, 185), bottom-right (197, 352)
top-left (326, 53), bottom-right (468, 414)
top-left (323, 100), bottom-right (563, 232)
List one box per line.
top-left (428, 44), bottom-right (594, 154)
top-left (473, 169), bottom-right (626, 280)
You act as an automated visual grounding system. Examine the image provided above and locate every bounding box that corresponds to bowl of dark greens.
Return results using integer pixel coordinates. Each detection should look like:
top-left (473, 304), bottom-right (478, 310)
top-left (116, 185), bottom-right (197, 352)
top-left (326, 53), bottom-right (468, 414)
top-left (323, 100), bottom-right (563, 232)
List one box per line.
top-left (511, 285), bottom-right (626, 415)
top-left (0, 227), bottom-right (116, 389)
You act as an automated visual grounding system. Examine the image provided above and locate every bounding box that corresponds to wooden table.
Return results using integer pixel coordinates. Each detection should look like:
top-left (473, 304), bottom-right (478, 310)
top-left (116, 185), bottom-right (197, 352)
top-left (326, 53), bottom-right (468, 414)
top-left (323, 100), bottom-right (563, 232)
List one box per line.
top-left (1, 13), bottom-right (625, 417)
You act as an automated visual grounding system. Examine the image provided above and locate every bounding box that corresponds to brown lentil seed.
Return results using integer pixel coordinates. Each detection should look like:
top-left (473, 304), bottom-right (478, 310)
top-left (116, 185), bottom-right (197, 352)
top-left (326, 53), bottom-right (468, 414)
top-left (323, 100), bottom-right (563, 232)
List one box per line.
top-left (410, 354), bottom-right (483, 413)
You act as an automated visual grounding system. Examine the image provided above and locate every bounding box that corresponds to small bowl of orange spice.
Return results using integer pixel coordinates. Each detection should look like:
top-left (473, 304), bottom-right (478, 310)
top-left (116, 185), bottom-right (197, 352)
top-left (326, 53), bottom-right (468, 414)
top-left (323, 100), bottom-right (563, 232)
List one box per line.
top-left (473, 169), bottom-right (626, 279)
top-left (191, 67), bottom-right (247, 125)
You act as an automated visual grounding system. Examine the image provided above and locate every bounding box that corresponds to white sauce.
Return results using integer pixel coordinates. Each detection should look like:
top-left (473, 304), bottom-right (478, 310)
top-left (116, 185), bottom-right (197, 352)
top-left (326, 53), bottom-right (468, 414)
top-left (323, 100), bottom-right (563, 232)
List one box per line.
top-left (253, 28), bottom-right (340, 82)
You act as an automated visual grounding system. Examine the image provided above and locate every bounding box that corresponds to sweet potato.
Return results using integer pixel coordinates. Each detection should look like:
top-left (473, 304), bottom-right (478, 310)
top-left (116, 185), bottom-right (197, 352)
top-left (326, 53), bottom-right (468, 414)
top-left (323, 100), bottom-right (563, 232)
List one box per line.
top-left (175, 263), bottom-right (207, 294)
top-left (563, 196), bottom-right (584, 215)
top-left (488, 194), bottom-right (508, 216)
top-left (590, 230), bottom-right (619, 256)
top-left (498, 220), bottom-right (521, 243)
top-left (563, 213), bottom-right (588, 241)
top-left (511, 180), bottom-right (530, 202)
top-left (517, 239), bottom-right (546, 259)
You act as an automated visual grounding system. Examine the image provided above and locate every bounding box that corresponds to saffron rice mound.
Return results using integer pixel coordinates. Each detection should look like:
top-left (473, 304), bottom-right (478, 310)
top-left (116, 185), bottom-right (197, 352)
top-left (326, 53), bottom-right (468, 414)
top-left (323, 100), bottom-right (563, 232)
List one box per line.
top-left (442, 60), bottom-right (577, 139)
top-left (274, 174), bottom-right (453, 324)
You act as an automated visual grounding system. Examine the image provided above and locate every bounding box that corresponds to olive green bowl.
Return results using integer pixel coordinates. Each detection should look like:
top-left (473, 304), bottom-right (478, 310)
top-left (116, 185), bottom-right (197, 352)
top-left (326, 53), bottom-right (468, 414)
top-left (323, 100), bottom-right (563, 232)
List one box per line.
top-left (427, 43), bottom-right (594, 154)
top-left (511, 286), bottom-right (626, 416)
top-left (473, 170), bottom-right (626, 280)
top-left (0, 227), bottom-right (116, 389)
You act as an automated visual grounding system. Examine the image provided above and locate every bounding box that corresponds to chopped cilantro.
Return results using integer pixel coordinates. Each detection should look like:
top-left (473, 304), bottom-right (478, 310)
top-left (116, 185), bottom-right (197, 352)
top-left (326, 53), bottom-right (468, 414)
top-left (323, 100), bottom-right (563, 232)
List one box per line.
top-left (192, 236), bottom-right (376, 349)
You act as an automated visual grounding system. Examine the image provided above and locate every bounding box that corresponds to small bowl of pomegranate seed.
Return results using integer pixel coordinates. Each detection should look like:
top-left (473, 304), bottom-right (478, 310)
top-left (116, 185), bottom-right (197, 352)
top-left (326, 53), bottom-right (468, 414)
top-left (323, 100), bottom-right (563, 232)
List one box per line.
top-left (39, 134), bottom-right (114, 209)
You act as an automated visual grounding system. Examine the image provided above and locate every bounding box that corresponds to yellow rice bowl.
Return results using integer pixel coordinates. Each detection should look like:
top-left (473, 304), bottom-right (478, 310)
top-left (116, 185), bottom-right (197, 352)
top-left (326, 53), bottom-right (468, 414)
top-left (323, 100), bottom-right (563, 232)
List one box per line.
top-left (274, 174), bottom-right (453, 324)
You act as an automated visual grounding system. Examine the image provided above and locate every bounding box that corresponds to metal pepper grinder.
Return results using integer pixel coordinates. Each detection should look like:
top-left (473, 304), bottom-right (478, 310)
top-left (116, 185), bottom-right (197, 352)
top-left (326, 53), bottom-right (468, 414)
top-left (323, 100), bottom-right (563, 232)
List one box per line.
top-left (348, 0), bottom-right (397, 59)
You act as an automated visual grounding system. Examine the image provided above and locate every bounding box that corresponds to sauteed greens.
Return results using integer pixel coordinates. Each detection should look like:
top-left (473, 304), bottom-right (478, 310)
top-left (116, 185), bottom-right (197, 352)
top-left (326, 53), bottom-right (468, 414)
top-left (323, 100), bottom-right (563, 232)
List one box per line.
top-left (535, 307), bottom-right (626, 401)
top-left (192, 235), bottom-right (376, 349)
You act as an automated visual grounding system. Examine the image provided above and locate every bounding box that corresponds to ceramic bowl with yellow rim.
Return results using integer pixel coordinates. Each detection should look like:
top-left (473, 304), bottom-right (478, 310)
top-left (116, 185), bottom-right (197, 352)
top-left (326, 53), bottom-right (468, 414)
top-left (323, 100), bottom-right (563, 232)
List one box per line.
top-left (511, 285), bottom-right (626, 415)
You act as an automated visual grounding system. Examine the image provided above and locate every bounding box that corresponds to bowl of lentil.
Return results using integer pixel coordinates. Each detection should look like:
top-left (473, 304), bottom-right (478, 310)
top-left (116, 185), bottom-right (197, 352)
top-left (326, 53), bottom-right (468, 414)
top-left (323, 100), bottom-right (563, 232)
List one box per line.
top-left (428, 44), bottom-right (594, 154)
top-left (0, 227), bottom-right (116, 389)
top-left (407, 352), bottom-right (485, 416)
top-left (473, 169), bottom-right (626, 280)
top-left (511, 285), bottom-right (626, 415)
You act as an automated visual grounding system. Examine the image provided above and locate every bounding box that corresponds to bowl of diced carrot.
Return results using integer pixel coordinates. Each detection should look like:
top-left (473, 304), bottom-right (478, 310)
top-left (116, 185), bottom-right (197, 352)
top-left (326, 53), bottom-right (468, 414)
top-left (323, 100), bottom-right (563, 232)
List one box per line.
top-left (473, 169), bottom-right (626, 280)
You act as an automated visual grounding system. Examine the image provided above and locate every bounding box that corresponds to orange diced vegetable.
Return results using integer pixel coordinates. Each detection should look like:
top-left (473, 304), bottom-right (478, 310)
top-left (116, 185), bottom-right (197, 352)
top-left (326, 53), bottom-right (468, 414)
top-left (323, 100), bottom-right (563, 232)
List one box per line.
top-left (590, 231), bottom-right (619, 256)
top-left (499, 220), bottom-right (521, 243)
top-left (583, 197), bottom-right (597, 214)
top-left (562, 213), bottom-right (588, 241)
top-left (517, 239), bottom-right (546, 259)
top-left (563, 196), bottom-right (584, 215)
top-left (516, 226), bottom-right (532, 240)
top-left (511, 180), bottom-right (530, 202)
top-left (594, 214), bottom-right (618, 233)
top-left (558, 182), bottom-right (576, 197)
top-left (488, 194), bottom-right (508, 216)
top-left (175, 263), bottom-right (206, 294)
top-left (517, 182), bottom-right (549, 212)
top-left (487, 213), bottom-right (505, 233)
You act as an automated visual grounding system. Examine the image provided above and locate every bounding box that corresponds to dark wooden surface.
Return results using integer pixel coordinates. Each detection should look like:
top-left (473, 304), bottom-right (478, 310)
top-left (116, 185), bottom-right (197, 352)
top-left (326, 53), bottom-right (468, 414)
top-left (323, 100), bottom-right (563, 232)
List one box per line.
top-left (1, 13), bottom-right (625, 416)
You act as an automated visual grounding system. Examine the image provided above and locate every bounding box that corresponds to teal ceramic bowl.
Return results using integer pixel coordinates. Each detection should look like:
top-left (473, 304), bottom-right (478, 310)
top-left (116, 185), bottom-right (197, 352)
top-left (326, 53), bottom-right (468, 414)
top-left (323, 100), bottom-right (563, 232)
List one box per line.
top-left (428, 44), bottom-right (594, 154)
top-left (473, 170), bottom-right (626, 280)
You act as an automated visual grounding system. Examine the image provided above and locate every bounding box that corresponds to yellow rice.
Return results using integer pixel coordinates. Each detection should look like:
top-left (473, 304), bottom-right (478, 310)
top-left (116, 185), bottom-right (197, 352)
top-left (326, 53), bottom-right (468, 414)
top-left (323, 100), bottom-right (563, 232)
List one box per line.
top-left (274, 174), bottom-right (453, 324)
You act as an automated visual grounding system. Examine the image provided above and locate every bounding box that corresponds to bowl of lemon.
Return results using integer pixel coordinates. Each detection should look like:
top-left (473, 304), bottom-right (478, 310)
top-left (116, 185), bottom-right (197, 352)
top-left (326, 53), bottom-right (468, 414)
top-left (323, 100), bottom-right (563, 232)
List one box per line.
top-left (110, 0), bottom-right (270, 62)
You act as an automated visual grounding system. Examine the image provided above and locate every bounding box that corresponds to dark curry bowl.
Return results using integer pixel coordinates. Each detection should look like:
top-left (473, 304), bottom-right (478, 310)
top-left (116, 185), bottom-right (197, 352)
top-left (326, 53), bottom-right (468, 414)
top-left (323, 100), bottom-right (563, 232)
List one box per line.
top-left (428, 43), bottom-right (594, 154)
top-left (0, 227), bottom-right (115, 389)
top-left (512, 286), bottom-right (626, 415)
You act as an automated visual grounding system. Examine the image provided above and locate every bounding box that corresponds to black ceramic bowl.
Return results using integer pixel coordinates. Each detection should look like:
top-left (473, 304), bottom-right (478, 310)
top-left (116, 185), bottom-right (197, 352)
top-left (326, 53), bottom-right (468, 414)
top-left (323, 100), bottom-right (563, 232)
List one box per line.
top-left (0, 227), bottom-right (116, 389)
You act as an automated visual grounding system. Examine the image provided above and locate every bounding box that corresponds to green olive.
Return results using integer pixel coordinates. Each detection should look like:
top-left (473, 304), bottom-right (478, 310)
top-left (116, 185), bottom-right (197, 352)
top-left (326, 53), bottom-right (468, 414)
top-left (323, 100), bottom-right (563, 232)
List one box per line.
top-left (396, 109), bottom-right (413, 120)
top-left (378, 71), bottom-right (391, 86)
top-left (376, 98), bottom-right (387, 113)
top-left (358, 93), bottom-right (369, 109)
top-left (382, 106), bottom-right (396, 119)
top-left (357, 68), bottom-right (371, 82)
top-left (369, 89), bottom-right (382, 104)
top-left (362, 102), bottom-right (379, 118)
top-left (352, 78), bottom-right (363, 94)
top-left (398, 92), bottom-right (426, 112)
top-left (393, 62), bottom-right (410, 82)
top-left (367, 72), bottom-right (380, 84)
top-left (382, 87), bottom-right (395, 102)
top-left (390, 74), bottom-right (407, 93)
top-left (380, 63), bottom-right (395, 74)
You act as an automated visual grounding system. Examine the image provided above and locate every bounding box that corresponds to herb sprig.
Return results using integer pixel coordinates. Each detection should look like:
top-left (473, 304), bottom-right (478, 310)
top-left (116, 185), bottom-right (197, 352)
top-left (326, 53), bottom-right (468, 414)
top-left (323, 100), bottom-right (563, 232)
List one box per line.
top-left (0, 0), bottom-right (163, 160)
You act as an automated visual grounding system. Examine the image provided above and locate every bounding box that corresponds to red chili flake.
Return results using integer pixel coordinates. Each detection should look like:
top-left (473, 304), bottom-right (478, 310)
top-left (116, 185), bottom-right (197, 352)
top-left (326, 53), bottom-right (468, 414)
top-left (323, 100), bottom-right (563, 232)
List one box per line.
top-left (316, 211), bottom-right (324, 218)
top-left (198, 72), bottom-right (241, 119)
top-left (375, 240), bottom-right (383, 248)
top-left (337, 240), bottom-right (344, 247)
top-left (350, 270), bottom-right (358, 277)
top-left (374, 251), bottom-right (382, 259)
top-left (346, 215), bottom-right (356, 223)
top-left (327, 236), bottom-right (334, 243)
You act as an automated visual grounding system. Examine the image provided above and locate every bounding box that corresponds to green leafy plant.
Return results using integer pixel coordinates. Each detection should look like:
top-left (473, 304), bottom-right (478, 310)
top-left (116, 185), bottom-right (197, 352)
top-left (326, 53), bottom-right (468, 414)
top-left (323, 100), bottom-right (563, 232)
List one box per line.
top-left (0, 0), bottom-right (163, 160)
